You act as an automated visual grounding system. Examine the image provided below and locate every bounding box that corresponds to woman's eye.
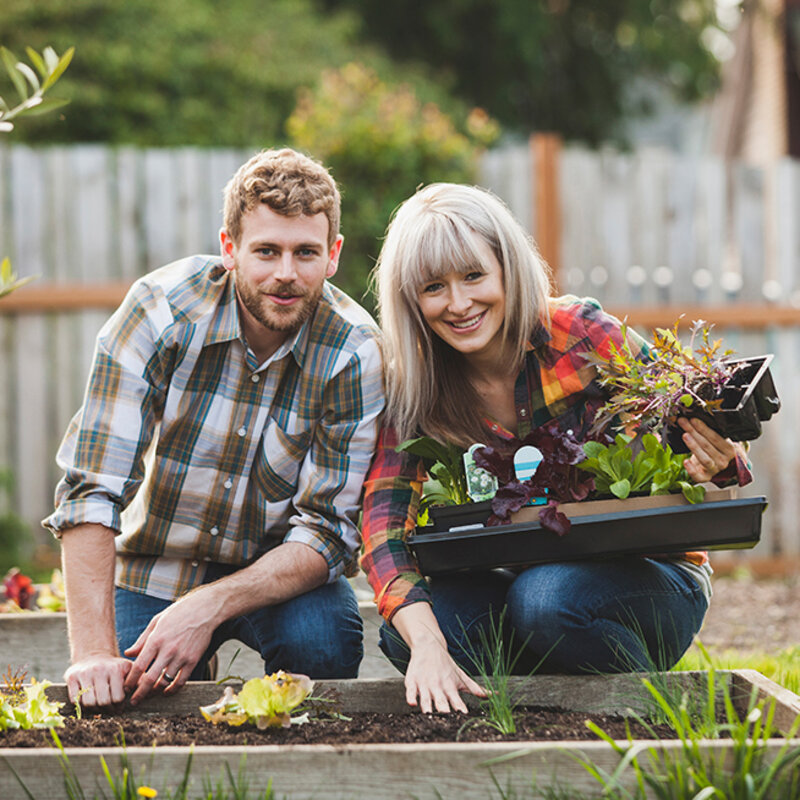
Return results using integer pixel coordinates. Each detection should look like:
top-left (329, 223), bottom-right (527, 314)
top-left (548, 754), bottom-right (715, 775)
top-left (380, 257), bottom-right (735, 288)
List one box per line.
top-left (421, 282), bottom-right (443, 294)
top-left (465, 271), bottom-right (484, 281)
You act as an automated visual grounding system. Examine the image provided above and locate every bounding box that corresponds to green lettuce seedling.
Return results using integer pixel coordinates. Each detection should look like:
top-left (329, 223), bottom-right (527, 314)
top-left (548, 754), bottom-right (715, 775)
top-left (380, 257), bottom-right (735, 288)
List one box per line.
top-left (0, 678), bottom-right (64, 730)
top-left (199, 670), bottom-right (313, 729)
top-left (579, 432), bottom-right (705, 504)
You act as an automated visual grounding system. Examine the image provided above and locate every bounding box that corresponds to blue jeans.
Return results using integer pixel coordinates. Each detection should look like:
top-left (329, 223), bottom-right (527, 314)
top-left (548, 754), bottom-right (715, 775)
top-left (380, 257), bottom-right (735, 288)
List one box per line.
top-left (115, 563), bottom-right (363, 679)
top-left (379, 558), bottom-right (708, 675)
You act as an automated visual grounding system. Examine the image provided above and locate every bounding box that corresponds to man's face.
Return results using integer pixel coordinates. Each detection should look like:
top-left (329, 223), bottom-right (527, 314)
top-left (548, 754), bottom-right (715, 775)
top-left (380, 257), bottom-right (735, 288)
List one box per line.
top-left (221, 205), bottom-right (342, 343)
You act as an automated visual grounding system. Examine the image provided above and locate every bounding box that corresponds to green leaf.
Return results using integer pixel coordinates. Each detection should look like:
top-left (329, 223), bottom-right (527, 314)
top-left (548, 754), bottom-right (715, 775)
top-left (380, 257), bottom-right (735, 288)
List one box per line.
top-left (610, 479), bottom-right (631, 499)
top-left (15, 62), bottom-right (40, 93)
top-left (41, 47), bottom-right (75, 92)
top-left (25, 47), bottom-right (46, 78)
top-left (582, 441), bottom-right (606, 458)
top-left (17, 97), bottom-right (69, 116)
top-left (1, 48), bottom-right (27, 101)
top-left (679, 393), bottom-right (694, 407)
top-left (679, 481), bottom-right (706, 504)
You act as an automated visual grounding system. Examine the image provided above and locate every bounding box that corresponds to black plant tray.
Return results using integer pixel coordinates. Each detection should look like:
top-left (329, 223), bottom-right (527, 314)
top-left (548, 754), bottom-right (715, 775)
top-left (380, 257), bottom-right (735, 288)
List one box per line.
top-left (669, 355), bottom-right (780, 452)
top-left (409, 495), bottom-right (767, 576)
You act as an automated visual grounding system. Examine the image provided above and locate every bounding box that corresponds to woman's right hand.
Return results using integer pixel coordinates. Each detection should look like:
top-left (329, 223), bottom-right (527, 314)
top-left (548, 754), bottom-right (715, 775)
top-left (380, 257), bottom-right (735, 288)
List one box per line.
top-left (392, 603), bottom-right (487, 713)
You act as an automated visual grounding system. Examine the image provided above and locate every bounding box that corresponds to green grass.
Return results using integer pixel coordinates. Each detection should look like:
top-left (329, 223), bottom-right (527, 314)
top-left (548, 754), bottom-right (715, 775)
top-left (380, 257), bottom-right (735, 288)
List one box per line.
top-left (675, 640), bottom-right (800, 695)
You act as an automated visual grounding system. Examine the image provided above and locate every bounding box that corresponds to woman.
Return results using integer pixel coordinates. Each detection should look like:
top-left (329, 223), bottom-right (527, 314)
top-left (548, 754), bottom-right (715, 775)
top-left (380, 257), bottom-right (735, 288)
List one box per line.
top-left (360, 183), bottom-right (751, 714)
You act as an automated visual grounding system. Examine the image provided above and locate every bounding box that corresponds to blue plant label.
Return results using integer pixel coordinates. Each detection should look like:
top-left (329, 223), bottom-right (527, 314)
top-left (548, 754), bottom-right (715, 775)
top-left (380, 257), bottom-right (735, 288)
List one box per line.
top-left (463, 443), bottom-right (498, 502)
top-left (514, 445), bottom-right (543, 481)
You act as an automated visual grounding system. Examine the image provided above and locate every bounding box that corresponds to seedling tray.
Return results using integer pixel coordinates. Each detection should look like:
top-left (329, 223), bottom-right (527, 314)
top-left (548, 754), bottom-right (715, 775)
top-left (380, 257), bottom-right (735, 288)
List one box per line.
top-left (668, 354), bottom-right (780, 452)
top-left (410, 493), bottom-right (766, 575)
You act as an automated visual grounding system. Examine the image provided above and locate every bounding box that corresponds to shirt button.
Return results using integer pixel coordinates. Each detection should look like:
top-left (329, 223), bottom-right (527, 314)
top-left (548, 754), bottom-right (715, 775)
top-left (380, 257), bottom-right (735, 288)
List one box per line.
top-left (203, 556), bottom-right (211, 562)
top-left (191, 560), bottom-right (199, 568)
top-left (210, 526), bottom-right (219, 536)
top-left (223, 479), bottom-right (233, 489)
top-left (237, 427), bottom-right (246, 437)
top-left (251, 374), bottom-right (260, 383)
top-left (519, 408), bottom-right (527, 417)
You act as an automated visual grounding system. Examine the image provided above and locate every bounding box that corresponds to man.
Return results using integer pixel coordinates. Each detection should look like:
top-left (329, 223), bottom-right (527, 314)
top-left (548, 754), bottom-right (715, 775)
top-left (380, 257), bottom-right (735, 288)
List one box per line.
top-left (43, 148), bottom-right (385, 707)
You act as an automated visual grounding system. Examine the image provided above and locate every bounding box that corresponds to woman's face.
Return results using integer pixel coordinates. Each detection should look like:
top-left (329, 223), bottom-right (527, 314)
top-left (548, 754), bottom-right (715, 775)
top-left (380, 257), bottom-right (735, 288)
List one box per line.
top-left (416, 234), bottom-right (506, 360)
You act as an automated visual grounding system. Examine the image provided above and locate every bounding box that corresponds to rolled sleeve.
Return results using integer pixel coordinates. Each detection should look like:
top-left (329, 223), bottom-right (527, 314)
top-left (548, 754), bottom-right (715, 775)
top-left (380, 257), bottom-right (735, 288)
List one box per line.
top-left (42, 280), bottom-right (170, 537)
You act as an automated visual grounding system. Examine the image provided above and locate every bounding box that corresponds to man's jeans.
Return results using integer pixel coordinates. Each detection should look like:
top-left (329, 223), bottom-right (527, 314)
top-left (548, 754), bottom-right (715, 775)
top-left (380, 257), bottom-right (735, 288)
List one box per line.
top-left (115, 563), bottom-right (363, 680)
top-left (379, 558), bottom-right (708, 675)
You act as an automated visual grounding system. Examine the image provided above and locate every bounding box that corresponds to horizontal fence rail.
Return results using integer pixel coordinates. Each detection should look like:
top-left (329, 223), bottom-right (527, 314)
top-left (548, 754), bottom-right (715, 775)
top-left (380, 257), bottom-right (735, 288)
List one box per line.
top-left (1, 140), bottom-right (798, 563)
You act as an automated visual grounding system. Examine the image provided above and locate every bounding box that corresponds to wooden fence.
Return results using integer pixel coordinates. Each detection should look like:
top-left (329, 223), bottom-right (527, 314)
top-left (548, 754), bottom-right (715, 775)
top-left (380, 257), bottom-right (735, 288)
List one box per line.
top-left (1, 140), bottom-right (798, 564)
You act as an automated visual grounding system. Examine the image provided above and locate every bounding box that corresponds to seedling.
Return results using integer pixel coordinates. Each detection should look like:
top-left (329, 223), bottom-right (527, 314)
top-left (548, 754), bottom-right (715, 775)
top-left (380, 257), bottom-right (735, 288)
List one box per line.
top-left (586, 319), bottom-right (738, 441)
top-left (579, 432), bottom-right (705, 504)
top-left (199, 670), bottom-right (313, 729)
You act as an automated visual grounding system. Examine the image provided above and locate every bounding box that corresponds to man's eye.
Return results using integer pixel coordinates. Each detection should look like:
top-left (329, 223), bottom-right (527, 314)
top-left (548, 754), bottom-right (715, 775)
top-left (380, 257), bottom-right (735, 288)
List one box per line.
top-left (257, 248), bottom-right (276, 257)
top-left (297, 248), bottom-right (317, 257)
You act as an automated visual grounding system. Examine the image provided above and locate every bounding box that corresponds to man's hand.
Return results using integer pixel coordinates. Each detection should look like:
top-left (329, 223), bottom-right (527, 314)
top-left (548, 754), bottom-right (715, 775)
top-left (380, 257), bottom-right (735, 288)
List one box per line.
top-left (123, 590), bottom-right (216, 704)
top-left (678, 417), bottom-right (738, 482)
top-left (64, 654), bottom-right (132, 707)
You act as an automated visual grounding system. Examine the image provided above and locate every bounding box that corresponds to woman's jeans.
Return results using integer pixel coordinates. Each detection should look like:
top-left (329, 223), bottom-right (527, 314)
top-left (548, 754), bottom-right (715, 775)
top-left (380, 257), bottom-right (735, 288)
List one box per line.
top-left (379, 558), bottom-right (708, 675)
top-left (115, 563), bottom-right (363, 680)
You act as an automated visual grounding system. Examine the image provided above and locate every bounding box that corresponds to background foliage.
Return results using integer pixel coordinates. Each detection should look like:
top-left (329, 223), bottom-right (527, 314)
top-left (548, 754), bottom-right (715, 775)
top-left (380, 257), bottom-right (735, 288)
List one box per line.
top-left (0, 0), bottom-right (437, 146)
top-left (316, 0), bottom-right (731, 143)
top-left (287, 63), bottom-right (498, 303)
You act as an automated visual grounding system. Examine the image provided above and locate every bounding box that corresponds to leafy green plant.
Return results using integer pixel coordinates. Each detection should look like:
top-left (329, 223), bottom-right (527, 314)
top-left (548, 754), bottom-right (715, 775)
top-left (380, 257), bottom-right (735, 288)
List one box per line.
top-left (199, 671), bottom-right (313, 729)
top-left (575, 675), bottom-right (800, 800)
top-left (587, 319), bottom-right (737, 440)
top-left (579, 432), bottom-right (705, 504)
top-left (457, 608), bottom-right (559, 737)
top-left (0, 677), bottom-right (64, 730)
top-left (395, 435), bottom-right (469, 508)
top-left (0, 45), bottom-right (73, 133)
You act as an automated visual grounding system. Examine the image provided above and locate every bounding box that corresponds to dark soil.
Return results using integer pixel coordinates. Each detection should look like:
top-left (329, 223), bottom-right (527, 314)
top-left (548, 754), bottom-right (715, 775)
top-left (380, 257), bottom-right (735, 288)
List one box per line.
top-left (0, 707), bottom-right (677, 749)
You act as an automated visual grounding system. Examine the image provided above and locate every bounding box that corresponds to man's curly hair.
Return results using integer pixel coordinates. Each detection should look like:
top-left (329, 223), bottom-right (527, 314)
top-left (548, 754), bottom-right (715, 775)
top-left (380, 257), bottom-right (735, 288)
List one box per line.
top-left (223, 148), bottom-right (340, 247)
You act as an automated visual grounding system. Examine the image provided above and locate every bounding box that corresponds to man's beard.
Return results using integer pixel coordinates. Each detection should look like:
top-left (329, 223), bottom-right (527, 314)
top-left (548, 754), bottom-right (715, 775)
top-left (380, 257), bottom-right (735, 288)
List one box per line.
top-left (235, 270), bottom-right (323, 334)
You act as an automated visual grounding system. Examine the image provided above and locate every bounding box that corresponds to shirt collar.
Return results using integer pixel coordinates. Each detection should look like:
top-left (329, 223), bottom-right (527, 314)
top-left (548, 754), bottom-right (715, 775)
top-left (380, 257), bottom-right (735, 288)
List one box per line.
top-left (203, 264), bottom-right (240, 347)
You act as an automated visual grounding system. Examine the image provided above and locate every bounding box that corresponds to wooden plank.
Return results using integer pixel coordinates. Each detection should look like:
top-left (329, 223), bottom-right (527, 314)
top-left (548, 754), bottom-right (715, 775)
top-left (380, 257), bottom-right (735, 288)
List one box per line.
top-left (596, 149), bottom-right (633, 306)
top-left (0, 282), bottom-right (133, 312)
top-left (558, 146), bottom-right (596, 296)
top-left (630, 148), bottom-right (669, 307)
top-left (144, 149), bottom-right (180, 268)
top-left (531, 133), bottom-right (562, 287)
top-left (603, 304), bottom-right (800, 329)
top-left (695, 156), bottom-right (728, 306)
top-left (477, 142), bottom-right (533, 236)
top-left (115, 146), bottom-right (146, 281)
top-left (666, 156), bottom-right (698, 306)
top-left (733, 163), bottom-right (766, 303)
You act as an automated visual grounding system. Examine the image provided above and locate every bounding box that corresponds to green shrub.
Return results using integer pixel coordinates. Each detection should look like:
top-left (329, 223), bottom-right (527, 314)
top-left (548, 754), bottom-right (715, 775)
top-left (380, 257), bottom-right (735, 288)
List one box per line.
top-left (287, 62), bottom-right (499, 308)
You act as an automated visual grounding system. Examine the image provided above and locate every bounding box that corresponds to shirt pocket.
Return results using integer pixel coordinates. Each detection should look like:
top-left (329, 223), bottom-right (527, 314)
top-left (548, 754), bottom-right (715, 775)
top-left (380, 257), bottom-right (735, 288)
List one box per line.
top-left (251, 418), bottom-right (312, 501)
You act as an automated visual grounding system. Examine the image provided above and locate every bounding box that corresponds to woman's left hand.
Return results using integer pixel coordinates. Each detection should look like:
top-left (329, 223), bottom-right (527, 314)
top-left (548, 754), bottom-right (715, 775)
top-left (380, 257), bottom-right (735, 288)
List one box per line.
top-left (677, 417), bottom-right (738, 483)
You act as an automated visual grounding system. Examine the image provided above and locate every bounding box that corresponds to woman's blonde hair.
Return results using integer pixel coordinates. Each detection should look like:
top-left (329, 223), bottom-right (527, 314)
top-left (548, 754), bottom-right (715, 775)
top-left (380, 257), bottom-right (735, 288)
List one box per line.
top-left (374, 183), bottom-right (552, 446)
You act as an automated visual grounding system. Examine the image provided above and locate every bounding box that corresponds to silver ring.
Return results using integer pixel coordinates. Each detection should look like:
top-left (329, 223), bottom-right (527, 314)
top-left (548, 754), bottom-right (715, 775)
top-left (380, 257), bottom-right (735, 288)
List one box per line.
top-left (163, 672), bottom-right (175, 682)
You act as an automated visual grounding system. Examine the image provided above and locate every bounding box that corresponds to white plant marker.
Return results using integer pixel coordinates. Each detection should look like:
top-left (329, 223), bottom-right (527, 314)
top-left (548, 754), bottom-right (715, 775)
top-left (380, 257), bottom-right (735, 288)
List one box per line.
top-left (514, 445), bottom-right (543, 481)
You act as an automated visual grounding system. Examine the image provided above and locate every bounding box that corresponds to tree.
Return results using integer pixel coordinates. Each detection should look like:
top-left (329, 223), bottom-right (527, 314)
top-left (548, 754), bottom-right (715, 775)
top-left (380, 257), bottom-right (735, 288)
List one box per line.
top-left (0, 0), bottom-right (393, 145)
top-left (316, 0), bottom-right (730, 143)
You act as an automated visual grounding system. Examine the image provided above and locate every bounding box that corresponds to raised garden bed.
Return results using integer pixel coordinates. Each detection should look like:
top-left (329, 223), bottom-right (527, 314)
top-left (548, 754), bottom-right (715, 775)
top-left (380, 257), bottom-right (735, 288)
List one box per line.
top-left (411, 488), bottom-right (766, 575)
top-left (1, 672), bottom-right (798, 799)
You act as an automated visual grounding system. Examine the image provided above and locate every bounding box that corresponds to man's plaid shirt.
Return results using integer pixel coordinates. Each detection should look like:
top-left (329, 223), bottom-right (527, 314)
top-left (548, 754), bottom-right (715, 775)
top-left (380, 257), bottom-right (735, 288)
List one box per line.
top-left (43, 256), bottom-right (385, 600)
top-left (360, 296), bottom-right (748, 623)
